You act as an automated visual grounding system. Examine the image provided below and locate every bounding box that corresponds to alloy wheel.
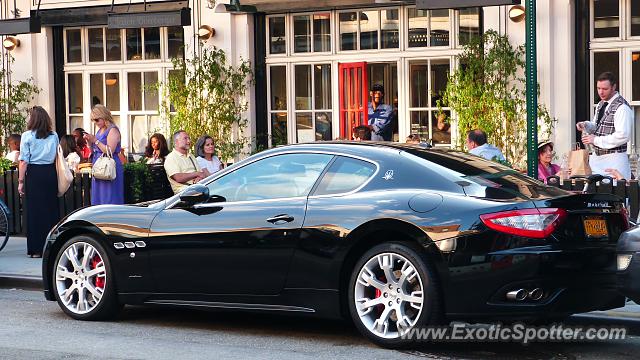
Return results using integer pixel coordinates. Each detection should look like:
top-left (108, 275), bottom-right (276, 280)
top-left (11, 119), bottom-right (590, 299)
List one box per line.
top-left (353, 252), bottom-right (425, 339)
top-left (55, 241), bottom-right (107, 315)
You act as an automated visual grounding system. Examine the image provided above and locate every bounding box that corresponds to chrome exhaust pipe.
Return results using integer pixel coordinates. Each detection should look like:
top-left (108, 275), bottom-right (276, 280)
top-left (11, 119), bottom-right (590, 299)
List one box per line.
top-left (528, 288), bottom-right (544, 301)
top-left (506, 289), bottom-right (527, 301)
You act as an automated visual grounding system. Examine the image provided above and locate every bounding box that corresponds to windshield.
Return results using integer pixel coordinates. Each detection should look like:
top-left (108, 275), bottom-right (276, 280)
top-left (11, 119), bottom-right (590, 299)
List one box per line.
top-left (401, 148), bottom-right (569, 201)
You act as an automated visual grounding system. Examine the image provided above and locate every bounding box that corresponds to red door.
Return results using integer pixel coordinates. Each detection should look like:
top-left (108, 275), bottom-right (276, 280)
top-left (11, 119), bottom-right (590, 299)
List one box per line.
top-left (339, 62), bottom-right (368, 140)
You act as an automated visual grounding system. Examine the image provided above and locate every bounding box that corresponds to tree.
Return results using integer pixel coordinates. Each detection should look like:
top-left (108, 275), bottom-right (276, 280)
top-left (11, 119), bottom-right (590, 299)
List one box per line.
top-left (0, 58), bottom-right (40, 154)
top-left (161, 47), bottom-right (253, 163)
top-left (440, 30), bottom-right (555, 168)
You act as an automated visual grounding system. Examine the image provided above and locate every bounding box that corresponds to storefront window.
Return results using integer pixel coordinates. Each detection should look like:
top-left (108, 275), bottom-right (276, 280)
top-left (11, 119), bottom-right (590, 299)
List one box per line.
top-left (360, 10), bottom-right (379, 50)
top-left (430, 9), bottom-right (450, 46)
top-left (459, 8), bottom-right (480, 46)
top-left (270, 66), bottom-right (288, 145)
top-left (128, 72), bottom-right (142, 111)
top-left (294, 15), bottom-right (311, 53)
top-left (68, 73), bottom-right (83, 114)
top-left (88, 28), bottom-right (104, 62)
top-left (314, 13), bottom-right (331, 52)
top-left (105, 73), bottom-right (120, 110)
top-left (339, 12), bottom-right (357, 51)
top-left (66, 29), bottom-right (82, 63)
top-left (145, 28), bottom-right (161, 60)
top-left (269, 16), bottom-right (286, 54)
top-left (126, 29), bottom-right (143, 60)
top-left (106, 29), bottom-right (122, 61)
top-left (633, 1), bottom-right (640, 37)
top-left (90, 74), bottom-right (104, 107)
top-left (294, 64), bottom-right (332, 142)
top-left (381, 9), bottom-right (399, 49)
top-left (144, 72), bottom-right (159, 110)
top-left (167, 26), bottom-right (185, 59)
top-left (593, 0), bottom-right (619, 38)
top-left (408, 60), bottom-right (450, 145)
top-left (408, 8), bottom-right (429, 48)
top-left (295, 65), bottom-right (311, 110)
top-left (593, 51), bottom-right (619, 104)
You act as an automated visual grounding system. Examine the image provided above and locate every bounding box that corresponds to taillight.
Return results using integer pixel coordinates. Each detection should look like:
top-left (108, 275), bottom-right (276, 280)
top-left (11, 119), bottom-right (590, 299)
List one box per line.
top-left (479, 208), bottom-right (567, 239)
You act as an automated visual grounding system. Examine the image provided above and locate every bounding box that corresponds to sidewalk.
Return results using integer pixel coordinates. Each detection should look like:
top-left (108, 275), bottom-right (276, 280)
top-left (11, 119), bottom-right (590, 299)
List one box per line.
top-left (0, 236), bottom-right (43, 289)
top-left (1, 236), bottom-right (639, 320)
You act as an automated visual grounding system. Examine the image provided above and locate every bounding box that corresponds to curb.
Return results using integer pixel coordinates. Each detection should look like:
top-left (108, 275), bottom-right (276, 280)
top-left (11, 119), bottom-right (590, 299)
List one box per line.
top-left (0, 273), bottom-right (43, 291)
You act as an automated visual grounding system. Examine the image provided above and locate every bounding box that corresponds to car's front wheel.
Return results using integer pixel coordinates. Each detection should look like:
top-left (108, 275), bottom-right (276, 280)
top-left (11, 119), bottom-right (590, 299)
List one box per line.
top-left (52, 235), bottom-right (120, 320)
top-left (348, 242), bottom-right (442, 348)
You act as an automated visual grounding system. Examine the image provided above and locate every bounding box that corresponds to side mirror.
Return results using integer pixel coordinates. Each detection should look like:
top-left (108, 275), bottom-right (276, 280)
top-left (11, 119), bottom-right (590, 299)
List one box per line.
top-left (179, 184), bottom-right (210, 206)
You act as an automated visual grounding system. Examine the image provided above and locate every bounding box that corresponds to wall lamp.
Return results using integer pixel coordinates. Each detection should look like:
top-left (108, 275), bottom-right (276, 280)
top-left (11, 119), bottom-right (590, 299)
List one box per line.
top-left (2, 36), bottom-right (20, 51)
top-left (509, 5), bottom-right (526, 23)
top-left (198, 25), bottom-right (215, 41)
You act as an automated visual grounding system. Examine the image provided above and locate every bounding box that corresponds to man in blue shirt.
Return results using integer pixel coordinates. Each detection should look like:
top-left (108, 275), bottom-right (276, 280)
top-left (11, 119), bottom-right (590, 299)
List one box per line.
top-left (367, 84), bottom-right (393, 141)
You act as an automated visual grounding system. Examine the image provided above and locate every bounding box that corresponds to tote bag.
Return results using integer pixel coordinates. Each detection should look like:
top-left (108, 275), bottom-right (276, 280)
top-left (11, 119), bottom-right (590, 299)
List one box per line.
top-left (92, 145), bottom-right (117, 181)
top-left (56, 145), bottom-right (74, 197)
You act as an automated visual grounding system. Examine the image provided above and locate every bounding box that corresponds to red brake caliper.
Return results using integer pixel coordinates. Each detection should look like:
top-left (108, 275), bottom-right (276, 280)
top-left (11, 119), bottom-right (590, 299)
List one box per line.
top-left (90, 255), bottom-right (105, 289)
top-left (374, 276), bottom-right (386, 313)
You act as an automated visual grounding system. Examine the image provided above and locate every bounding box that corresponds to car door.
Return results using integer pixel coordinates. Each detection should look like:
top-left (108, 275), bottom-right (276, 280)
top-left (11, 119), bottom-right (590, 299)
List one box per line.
top-left (147, 153), bottom-right (333, 295)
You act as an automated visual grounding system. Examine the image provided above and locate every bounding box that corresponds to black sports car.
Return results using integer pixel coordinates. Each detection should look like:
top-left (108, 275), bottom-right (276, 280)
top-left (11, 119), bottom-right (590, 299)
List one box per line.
top-left (42, 142), bottom-right (629, 348)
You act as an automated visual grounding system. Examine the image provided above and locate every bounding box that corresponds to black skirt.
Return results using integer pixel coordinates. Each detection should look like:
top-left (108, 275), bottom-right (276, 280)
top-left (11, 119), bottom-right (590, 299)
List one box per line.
top-left (25, 163), bottom-right (60, 256)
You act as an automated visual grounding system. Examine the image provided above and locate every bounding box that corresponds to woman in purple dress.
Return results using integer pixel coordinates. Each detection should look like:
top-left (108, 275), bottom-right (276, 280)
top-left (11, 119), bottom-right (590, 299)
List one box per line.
top-left (83, 105), bottom-right (124, 205)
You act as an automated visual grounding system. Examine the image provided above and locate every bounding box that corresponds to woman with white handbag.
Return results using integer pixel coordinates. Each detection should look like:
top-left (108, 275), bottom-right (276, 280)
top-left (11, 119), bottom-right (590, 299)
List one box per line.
top-left (83, 104), bottom-right (124, 205)
top-left (17, 106), bottom-right (61, 258)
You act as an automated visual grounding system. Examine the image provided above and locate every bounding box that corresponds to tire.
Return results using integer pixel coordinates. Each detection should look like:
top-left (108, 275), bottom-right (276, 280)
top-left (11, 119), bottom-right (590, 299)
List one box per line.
top-left (52, 235), bottom-right (120, 320)
top-left (348, 242), bottom-right (442, 348)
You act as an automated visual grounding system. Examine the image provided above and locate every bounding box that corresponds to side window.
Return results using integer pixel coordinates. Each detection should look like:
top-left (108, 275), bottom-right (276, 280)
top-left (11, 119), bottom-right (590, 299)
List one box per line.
top-left (314, 156), bottom-right (376, 196)
top-left (207, 154), bottom-right (333, 202)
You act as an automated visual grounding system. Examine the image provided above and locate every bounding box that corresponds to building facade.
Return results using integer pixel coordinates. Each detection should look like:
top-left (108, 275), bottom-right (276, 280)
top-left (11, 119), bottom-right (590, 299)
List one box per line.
top-left (1, 0), bottom-right (638, 162)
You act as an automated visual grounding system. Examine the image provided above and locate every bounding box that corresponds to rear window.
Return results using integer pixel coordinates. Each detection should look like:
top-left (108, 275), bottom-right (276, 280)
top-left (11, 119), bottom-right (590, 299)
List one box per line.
top-left (401, 148), bottom-right (569, 200)
top-left (313, 156), bottom-right (376, 196)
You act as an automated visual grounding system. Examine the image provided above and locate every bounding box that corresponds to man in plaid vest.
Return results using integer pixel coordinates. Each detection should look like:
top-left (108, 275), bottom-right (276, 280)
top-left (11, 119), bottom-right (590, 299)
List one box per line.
top-left (577, 72), bottom-right (633, 179)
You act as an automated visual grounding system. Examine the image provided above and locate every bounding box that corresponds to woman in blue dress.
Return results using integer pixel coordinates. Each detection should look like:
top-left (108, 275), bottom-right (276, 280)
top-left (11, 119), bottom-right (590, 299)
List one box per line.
top-left (83, 104), bottom-right (124, 205)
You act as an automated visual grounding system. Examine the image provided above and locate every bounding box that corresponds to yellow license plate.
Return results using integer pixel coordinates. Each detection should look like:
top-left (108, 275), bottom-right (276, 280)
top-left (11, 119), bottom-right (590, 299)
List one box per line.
top-left (583, 217), bottom-right (608, 238)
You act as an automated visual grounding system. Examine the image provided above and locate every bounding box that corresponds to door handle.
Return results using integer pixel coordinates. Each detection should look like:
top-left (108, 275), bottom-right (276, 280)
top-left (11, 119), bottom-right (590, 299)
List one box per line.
top-left (266, 214), bottom-right (294, 224)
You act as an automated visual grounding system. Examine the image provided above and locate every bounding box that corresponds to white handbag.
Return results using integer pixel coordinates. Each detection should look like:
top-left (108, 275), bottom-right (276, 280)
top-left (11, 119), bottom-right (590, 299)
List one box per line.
top-left (56, 145), bottom-right (74, 197)
top-left (92, 145), bottom-right (117, 181)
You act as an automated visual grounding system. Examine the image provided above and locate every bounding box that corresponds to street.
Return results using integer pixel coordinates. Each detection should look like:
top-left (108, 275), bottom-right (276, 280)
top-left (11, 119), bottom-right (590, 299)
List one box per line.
top-left (1, 287), bottom-right (640, 359)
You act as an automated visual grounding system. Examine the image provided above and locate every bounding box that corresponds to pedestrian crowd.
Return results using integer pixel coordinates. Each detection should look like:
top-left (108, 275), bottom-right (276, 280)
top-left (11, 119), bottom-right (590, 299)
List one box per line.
top-left (2, 104), bottom-right (226, 258)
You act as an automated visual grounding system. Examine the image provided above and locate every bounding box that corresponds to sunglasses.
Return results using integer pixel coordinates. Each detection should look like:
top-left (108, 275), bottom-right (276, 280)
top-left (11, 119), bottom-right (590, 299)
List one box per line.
top-left (92, 118), bottom-right (102, 122)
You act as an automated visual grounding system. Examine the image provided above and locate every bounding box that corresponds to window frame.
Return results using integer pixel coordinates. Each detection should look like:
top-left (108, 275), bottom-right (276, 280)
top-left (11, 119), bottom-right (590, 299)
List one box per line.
top-left (293, 62), bottom-right (333, 143)
top-left (590, 0), bottom-right (624, 42)
top-left (406, 58), bottom-right (453, 147)
top-left (291, 11), bottom-right (333, 55)
top-left (405, 6), bottom-right (453, 50)
top-left (266, 14), bottom-right (289, 57)
top-left (336, 7), bottom-right (401, 53)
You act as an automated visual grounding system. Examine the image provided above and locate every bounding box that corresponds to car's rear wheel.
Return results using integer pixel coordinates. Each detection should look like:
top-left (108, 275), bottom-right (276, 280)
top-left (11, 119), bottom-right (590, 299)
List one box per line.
top-left (348, 242), bottom-right (442, 348)
top-left (52, 235), bottom-right (120, 320)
